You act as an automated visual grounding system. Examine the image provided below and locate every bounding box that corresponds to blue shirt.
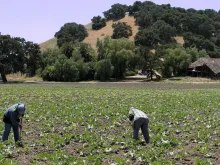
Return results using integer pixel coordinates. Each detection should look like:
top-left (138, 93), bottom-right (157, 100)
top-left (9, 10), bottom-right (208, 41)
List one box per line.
top-left (4, 103), bottom-right (25, 126)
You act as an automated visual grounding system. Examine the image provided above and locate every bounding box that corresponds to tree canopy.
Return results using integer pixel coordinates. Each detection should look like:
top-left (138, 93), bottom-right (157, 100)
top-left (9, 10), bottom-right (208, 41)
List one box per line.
top-left (103, 3), bottom-right (128, 20)
top-left (0, 34), bottom-right (41, 82)
top-left (112, 22), bottom-right (132, 39)
top-left (91, 16), bottom-right (106, 30)
top-left (55, 22), bottom-right (88, 48)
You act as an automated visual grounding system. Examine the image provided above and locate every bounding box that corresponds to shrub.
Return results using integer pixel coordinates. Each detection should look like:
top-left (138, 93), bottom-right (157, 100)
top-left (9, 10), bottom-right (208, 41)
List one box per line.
top-left (77, 61), bottom-right (89, 81)
top-left (95, 59), bottom-right (113, 81)
top-left (42, 66), bottom-right (56, 81)
top-left (125, 70), bottom-right (137, 76)
top-left (41, 55), bottom-right (79, 82)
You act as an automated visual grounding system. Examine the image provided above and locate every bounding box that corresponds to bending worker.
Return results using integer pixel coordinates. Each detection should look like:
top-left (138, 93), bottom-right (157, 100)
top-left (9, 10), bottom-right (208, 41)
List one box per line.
top-left (2, 103), bottom-right (25, 146)
top-left (129, 107), bottom-right (150, 143)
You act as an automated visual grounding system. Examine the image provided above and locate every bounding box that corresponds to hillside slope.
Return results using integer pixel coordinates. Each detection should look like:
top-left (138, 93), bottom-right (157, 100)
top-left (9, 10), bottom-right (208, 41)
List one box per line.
top-left (40, 15), bottom-right (138, 51)
top-left (83, 15), bottom-right (139, 48)
top-left (40, 38), bottom-right (57, 51)
top-left (40, 15), bottom-right (183, 51)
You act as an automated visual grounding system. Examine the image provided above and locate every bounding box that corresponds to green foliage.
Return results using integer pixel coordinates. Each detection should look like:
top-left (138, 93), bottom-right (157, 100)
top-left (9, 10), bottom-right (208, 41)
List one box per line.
top-left (39, 43), bottom-right (96, 82)
top-left (91, 16), bottom-right (106, 30)
top-left (128, 1), bottom-right (143, 16)
top-left (215, 33), bottom-right (220, 46)
top-left (60, 42), bottom-right (75, 58)
top-left (136, 46), bottom-right (161, 80)
top-left (151, 20), bottom-right (176, 43)
top-left (130, 1), bottom-right (220, 55)
top-left (135, 29), bottom-right (159, 47)
top-left (183, 32), bottom-right (216, 52)
top-left (97, 37), bottom-right (137, 79)
top-left (111, 49), bottom-right (134, 79)
top-left (0, 35), bottom-right (40, 82)
top-left (96, 36), bottom-right (113, 61)
top-left (77, 60), bottom-right (89, 81)
top-left (134, 20), bottom-right (176, 48)
top-left (162, 47), bottom-right (209, 77)
top-left (39, 48), bottom-right (61, 72)
top-left (103, 3), bottom-right (128, 20)
top-left (134, 1), bottom-right (158, 28)
top-left (112, 22), bottom-right (132, 39)
top-left (125, 70), bottom-right (136, 76)
top-left (186, 47), bottom-right (209, 62)
top-left (41, 55), bottom-right (79, 82)
top-left (198, 21), bottom-right (215, 38)
top-left (134, 10), bottom-right (153, 28)
top-left (163, 47), bottom-right (191, 77)
top-left (95, 59), bottom-right (113, 81)
top-left (0, 35), bottom-right (25, 82)
top-left (60, 42), bottom-right (96, 62)
top-left (74, 43), bottom-right (96, 63)
top-left (55, 22), bottom-right (88, 47)
top-left (24, 41), bottom-right (41, 77)
top-left (41, 65), bottom-right (56, 81)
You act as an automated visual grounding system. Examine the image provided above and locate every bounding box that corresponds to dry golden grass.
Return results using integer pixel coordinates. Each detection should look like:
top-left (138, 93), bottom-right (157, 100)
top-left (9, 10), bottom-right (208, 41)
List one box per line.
top-left (40, 38), bottom-right (58, 51)
top-left (174, 36), bottom-right (184, 45)
top-left (5, 73), bottom-right (42, 82)
top-left (84, 15), bottom-right (139, 48)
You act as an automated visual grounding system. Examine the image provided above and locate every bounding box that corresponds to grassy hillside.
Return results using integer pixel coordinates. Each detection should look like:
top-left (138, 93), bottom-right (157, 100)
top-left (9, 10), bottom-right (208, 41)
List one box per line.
top-left (40, 15), bottom-right (184, 51)
top-left (40, 38), bottom-right (58, 51)
top-left (83, 15), bottom-right (139, 48)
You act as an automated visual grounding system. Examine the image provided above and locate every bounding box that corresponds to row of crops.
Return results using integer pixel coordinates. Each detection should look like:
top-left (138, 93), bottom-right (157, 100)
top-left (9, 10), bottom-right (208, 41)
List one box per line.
top-left (0, 83), bottom-right (219, 164)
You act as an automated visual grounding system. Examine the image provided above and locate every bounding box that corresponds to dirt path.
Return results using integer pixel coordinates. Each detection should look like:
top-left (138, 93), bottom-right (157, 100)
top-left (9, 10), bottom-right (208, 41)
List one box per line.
top-left (2, 81), bottom-right (220, 89)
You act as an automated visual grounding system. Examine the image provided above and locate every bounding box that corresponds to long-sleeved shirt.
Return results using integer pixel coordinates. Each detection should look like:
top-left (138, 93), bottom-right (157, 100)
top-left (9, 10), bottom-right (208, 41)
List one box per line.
top-left (4, 103), bottom-right (25, 126)
top-left (129, 107), bottom-right (148, 122)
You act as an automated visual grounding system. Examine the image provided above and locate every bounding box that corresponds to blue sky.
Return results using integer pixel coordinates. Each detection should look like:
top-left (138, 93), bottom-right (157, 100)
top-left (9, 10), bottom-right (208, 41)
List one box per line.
top-left (0, 0), bottom-right (219, 43)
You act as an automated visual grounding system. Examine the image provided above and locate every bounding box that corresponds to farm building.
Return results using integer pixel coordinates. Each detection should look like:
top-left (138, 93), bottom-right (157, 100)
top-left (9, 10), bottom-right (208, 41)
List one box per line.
top-left (188, 58), bottom-right (220, 78)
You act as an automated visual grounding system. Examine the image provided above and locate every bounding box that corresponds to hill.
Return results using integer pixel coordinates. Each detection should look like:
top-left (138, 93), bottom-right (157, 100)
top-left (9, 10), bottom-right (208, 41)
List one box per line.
top-left (40, 15), bottom-right (138, 51)
top-left (83, 15), bottom-right (139, 48)
top-left (40, 15), bottom-right (184, 51)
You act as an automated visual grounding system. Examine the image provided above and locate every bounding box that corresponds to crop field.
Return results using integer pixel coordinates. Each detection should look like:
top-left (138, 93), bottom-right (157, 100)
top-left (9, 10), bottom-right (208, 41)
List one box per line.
top-left (0, 83), bottom-right (220, 165)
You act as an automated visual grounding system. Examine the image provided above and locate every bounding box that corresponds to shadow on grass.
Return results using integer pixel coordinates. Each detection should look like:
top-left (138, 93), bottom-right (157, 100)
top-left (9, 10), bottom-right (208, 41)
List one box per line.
top-left (0, 80), bottom-right (25, 84)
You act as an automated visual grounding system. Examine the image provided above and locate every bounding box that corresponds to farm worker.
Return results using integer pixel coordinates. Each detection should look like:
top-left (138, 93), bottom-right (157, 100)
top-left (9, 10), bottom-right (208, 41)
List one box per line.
top-left (129, 107), bottom-right (150, 143)
top-left (2, 103), bottom-right (25, 146)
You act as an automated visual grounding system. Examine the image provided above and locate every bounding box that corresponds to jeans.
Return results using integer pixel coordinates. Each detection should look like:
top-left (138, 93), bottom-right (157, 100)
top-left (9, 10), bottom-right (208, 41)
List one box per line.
top-left (133, 118), bottom-right (150, 143)
top-left (2, 123), bottom-right (20, 142)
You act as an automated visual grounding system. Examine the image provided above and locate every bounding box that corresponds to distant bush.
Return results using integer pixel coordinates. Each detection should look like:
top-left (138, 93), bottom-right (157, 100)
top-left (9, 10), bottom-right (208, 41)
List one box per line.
top-left (77, 61), bottom-right (89, 81)
top-left (125, 70), bottom-right (137, 76)
top-left (91, 16), bottom-right (106, 30)
top-left (55, 22), bottom-right (88, 48)
top-left (95, 59), bottom-right (113, 81)
top-left (103, 3), bottom-right (128, 20)
top-left (42, 66), bottom-right (56, 81)
top-left (112, 22), bottom-right (132, 39)
top-left (41, 55), bottom-right (79, 82)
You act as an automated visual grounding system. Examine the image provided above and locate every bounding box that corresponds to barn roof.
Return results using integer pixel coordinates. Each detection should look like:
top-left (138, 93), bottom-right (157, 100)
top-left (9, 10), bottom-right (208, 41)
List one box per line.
top-left (189, 58), bottom-right (220, 74)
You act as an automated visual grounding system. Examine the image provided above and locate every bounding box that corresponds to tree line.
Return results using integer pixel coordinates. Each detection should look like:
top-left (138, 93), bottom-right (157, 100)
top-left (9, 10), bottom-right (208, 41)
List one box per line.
top-left (1, 0), bottom-right (219, 82)
top-left (0, 35), bottom-right (40, 82)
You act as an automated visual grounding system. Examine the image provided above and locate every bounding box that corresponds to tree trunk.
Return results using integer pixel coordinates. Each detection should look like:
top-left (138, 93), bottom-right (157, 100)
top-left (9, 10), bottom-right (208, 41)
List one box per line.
top-left (150, 70), bottom-right (153, 80)
top-left (1, 72), bottom-right (7, 83)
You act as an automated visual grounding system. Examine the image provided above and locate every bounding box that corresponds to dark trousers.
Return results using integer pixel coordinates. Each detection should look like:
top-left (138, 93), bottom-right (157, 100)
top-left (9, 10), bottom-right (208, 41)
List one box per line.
top-left (2, 123), bottom-right (20, 142)
top-left (133, 118), bottom-right (150, 143)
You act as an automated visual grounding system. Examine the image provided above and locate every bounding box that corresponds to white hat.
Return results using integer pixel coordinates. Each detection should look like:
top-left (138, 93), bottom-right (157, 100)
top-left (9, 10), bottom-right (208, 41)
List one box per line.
top-left (17, 103), bottom-right (25, 115)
